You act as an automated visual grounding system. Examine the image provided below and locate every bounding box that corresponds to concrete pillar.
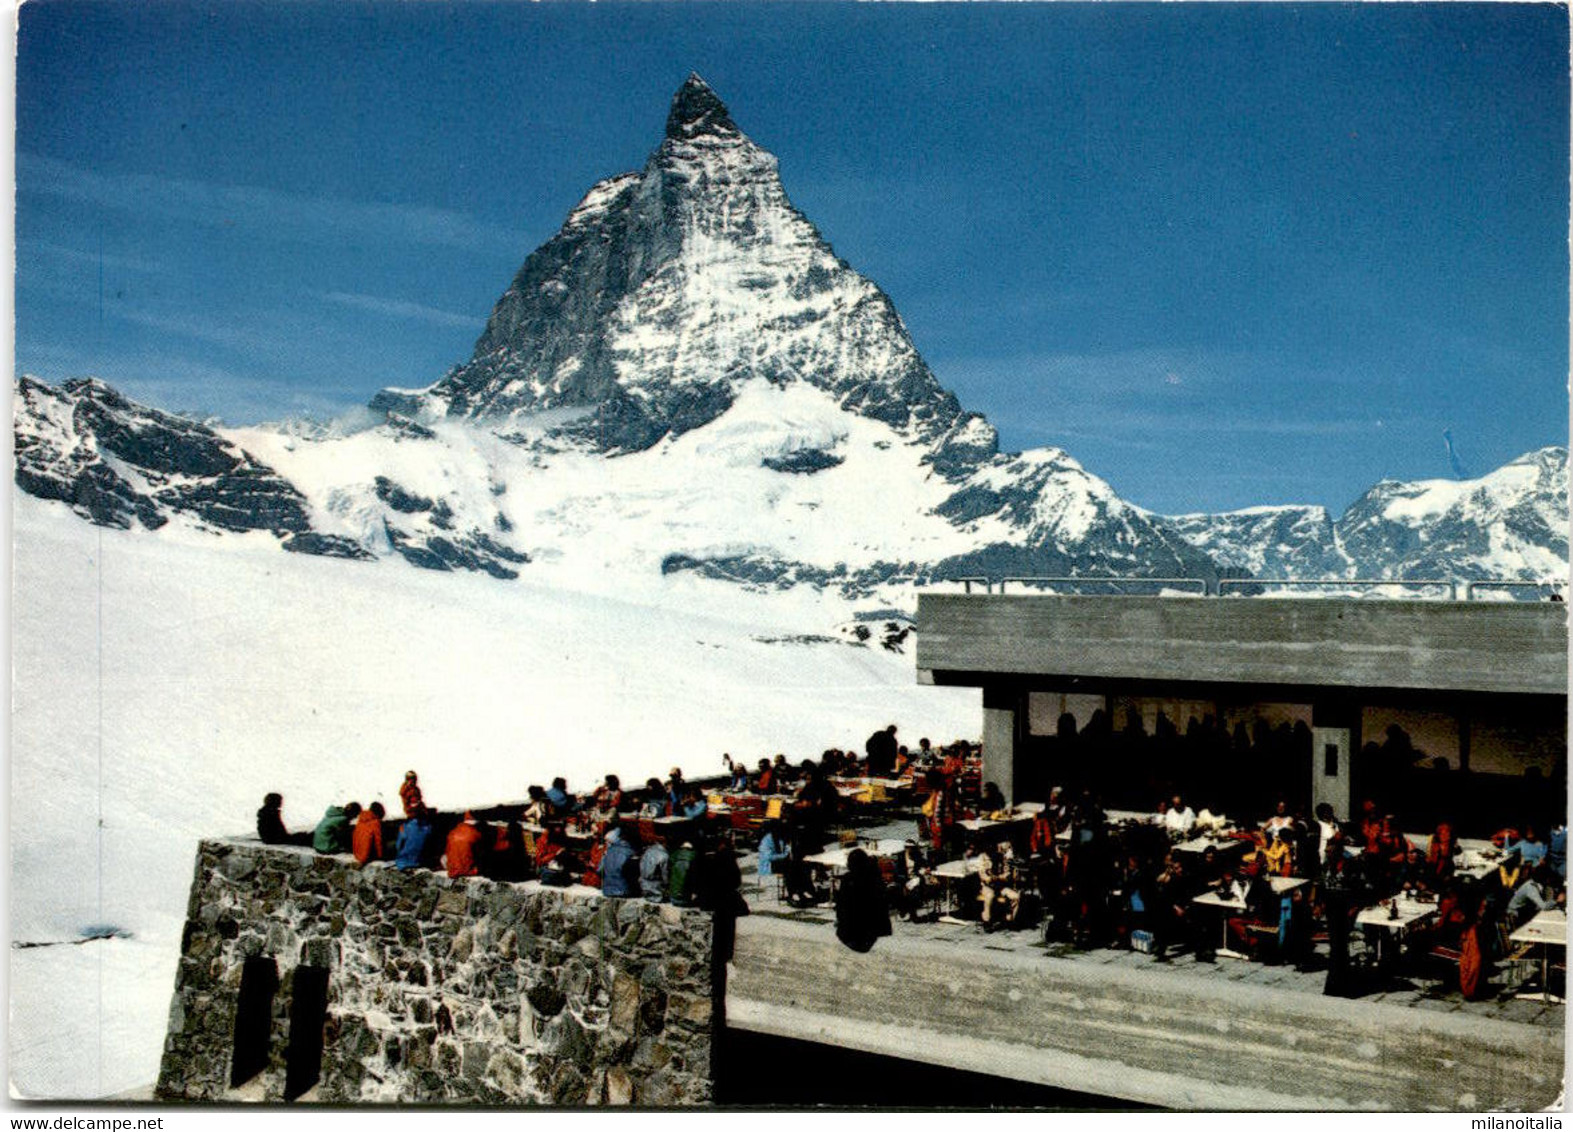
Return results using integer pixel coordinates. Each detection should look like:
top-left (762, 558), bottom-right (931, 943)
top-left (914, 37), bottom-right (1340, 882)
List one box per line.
top-left (981, 685), bottom-right (1020, 805)
top-left (1311, 702), bottom-right (1359, 821)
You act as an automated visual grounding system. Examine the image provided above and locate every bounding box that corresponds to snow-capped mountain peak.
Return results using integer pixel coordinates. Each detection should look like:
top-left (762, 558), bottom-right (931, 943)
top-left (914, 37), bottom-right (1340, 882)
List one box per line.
top-left (372, 75), bottom-right (981, 463)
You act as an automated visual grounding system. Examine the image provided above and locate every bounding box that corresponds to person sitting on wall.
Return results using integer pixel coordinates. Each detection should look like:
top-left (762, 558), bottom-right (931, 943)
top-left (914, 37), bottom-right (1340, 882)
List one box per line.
top-left (639, 836), bottom-right (670, 901)
top-left (599, 828), bottom-right (639, 897)
top-left (399, 771), bottom-right (424, 818)
top-left (445, 811), bottom-right (485, 878)
top-left (667, 838), bottom-right (700, 907)
top-left (395, 807), bottom-right (436, 871)
top-left (312, 802), bottom-right (361, 855)
top-left (352, 802), bottom-right (386, 865)
top-left (532, 822), bottom-right (565, 871)
top-left (485, 815), bottom-right (525, 882)
top-left (257, 793), bottom-right (291, 845)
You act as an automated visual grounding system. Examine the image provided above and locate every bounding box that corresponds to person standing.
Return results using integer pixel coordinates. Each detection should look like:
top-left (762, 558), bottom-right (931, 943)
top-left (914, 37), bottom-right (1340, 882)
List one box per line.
top-left (865, 724), bottom-right (899, 778)
top-left (399, 771), bottom-right (425, 818)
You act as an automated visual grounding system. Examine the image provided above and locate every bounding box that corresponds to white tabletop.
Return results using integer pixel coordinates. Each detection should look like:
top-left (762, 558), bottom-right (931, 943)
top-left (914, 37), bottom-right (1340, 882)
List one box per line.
top-left (1355, 897), bottom-right (1438, 932)
top-left (932, 858), bottom-right (975, 880)
top-left (1174, 834), bottom-right (1243, 854)
top-left (803, 839), bottom-right (908, 871)
top-left (958, 813), bottom-right (1033, 832)
top-left (1511, 908), bottom-right (1567, 948)
top-left (1192, 875), bottom-right (1307, 911)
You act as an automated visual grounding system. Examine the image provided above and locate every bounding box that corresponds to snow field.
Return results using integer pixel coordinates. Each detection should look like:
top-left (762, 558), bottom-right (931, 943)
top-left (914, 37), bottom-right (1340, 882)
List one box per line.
top-left (10, 495), bottom-right (976, 1097)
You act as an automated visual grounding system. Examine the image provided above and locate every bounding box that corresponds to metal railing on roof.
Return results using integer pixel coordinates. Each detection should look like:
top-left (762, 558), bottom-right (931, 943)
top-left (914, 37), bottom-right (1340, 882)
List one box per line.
top-left (924, 576), bottom-right (1567, 601)
top-left (1217, 577), bottom-right (1459, 599)
top-left (998, 576), bottom-right (1209, 596)
top-left (1461, 579), bottom-right (1568, 601)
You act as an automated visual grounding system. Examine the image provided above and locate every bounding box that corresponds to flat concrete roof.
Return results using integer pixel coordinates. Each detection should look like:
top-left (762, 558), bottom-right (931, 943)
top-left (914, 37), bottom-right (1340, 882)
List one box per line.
top-left (915, 594), bottom-right (1568, 699)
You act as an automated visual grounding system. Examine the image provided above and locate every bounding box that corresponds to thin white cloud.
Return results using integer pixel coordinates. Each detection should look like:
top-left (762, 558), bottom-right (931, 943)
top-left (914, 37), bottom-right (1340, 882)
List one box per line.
top-left (320, 290), bottom-right (485, 330)
top-left (19, 151), bottom-right (525, 255)
top-left (19, 240), bottom-right (164, 274)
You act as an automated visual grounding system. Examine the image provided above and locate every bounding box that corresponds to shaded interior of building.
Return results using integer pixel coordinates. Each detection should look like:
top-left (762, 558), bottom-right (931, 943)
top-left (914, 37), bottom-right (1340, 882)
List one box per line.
top-left (1011, 689), bottom-right (1565, 834)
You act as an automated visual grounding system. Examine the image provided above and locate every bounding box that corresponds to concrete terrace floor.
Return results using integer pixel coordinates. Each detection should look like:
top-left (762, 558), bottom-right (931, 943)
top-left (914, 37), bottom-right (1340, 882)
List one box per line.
top-left (733, 816), bottom-right (1564, 1032)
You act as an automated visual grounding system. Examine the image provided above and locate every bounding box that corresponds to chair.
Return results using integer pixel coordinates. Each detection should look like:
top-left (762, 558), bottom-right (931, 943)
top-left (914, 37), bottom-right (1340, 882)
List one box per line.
top-left (764, 798), bottom-right (785, 821)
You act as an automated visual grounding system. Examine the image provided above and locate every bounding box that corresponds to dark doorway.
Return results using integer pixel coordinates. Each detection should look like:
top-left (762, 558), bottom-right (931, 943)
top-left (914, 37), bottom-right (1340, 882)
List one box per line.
top-left (283, 965), bottom-right (329, 1102)
top-left (229, 956), bottom-right (279, 1088)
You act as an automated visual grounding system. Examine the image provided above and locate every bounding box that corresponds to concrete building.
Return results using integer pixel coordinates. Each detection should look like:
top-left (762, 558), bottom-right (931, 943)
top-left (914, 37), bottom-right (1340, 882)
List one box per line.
top-left (915, 594), bottom-right (1567, 823)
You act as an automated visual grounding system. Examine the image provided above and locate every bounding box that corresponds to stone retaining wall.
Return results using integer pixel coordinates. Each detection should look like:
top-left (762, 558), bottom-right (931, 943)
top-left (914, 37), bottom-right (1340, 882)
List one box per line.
top-left (155, 840), bottom-right (714, 1104)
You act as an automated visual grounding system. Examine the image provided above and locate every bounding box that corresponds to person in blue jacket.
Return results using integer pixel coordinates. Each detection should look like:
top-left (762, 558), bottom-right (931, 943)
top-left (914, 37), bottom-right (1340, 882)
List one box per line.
top-left (756, 822), bottom-right (791, 879)
top-left (545, 777), bottom-right (580, 817)
top-left (395, 807), bottom-right (437, 871)
top-left (599, 828), bottom-right (638, 897)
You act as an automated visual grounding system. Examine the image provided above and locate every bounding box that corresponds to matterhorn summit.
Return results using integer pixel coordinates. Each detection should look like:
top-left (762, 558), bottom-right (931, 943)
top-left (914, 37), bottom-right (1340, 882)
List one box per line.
top-left (374, 75), bottom-right (991, 469)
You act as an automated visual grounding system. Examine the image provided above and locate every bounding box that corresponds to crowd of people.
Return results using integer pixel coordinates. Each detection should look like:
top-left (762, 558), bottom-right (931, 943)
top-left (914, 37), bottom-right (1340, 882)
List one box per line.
top-left (251, 721), bottom-right (1564, 1000)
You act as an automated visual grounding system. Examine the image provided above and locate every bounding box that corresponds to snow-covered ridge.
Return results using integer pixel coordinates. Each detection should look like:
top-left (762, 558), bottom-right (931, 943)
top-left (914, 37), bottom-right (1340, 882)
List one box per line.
top-left (1164, 446), bottom-right (1568, 582)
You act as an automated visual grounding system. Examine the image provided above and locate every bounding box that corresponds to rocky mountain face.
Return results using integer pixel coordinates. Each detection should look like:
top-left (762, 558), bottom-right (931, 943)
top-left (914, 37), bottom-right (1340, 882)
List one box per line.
top-left (371, 75), bottom-right (991, 473)
top-left (13, 376), bottom-right (366, 558)
top-left (1163, 446), bottom-right (1568, 583)
top-left (12, 77), bottom-right (1568, 603)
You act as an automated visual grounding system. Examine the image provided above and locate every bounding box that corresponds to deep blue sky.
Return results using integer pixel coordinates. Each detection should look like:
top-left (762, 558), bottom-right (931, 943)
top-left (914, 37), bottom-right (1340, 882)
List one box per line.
top-left (15, 2), bottom-right (1569, 514)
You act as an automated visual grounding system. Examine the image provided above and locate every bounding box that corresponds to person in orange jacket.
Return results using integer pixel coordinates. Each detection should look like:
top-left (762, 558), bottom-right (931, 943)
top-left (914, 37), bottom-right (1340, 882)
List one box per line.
top-left (353, 802), bottom-right (386, 865)
top-left (445, 811), bottom-right (485, 878)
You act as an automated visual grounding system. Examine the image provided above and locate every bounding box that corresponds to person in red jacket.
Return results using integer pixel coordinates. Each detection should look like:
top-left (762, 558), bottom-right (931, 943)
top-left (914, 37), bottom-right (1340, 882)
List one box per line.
top-left (445, 811), bottom-right (484, 878)
top-left (399, 771), bottom-right (425, 818)
top-left (353, 802), bottom-right (386, 865)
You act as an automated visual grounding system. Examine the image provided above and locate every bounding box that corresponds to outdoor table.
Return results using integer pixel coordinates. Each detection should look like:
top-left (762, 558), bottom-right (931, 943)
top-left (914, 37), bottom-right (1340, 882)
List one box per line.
top-left (1509, 908), bottom-right (1566, 1003)
top-left (930, 857), bottom-right (981, 920)
top-left (1105, 809), bottom-right (1160, 825)
top-left (803, 838), bottom-right (908, 872)
top-left (1192, 876), bottom-right (1308, 959)
top-left (1174, 834), bottom-right (1247, 855)
top-left (1354, 896), bottom-right (1438, 966)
